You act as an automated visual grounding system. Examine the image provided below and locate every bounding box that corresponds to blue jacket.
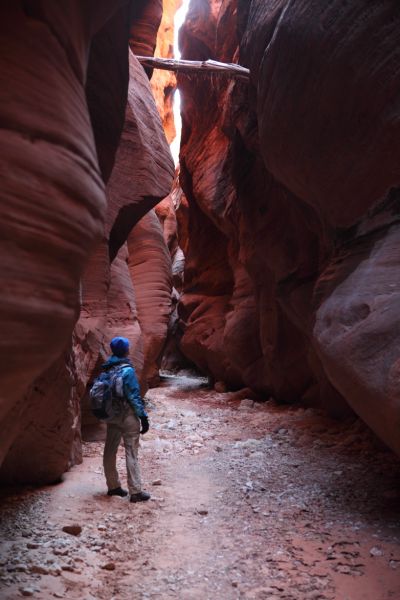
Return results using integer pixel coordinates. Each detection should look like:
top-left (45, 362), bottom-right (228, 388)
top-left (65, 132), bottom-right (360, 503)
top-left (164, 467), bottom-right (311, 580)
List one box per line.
top-left (102, 356), bottom-right (147, 418)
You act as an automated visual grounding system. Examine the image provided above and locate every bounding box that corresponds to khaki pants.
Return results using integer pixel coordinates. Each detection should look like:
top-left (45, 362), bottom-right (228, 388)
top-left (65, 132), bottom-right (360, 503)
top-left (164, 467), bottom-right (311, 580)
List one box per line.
top-left (103, 409), bottom-right (142, 495)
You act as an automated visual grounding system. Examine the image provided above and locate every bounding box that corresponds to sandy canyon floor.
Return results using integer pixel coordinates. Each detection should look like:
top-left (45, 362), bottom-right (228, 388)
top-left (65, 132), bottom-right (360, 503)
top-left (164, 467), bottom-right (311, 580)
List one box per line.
top-left (1, 375), bottom-right (400, 599)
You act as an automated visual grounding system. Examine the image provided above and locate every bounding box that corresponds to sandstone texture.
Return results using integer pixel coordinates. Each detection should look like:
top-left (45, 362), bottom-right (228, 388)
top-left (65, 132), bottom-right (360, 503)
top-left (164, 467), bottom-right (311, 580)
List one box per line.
top-left (129, 0), bottom-right (163, 58)
top-left (0, 3), bottom-right (174, 483)
top-left (155, 180), bottom-right (191, 372)
top-left (0, 1), bottom-right (116, 465)
top-left (177, 0), bottom-right (400, 454)
top-left (127, 210), bottom-right (173, 387)
top-left (108, 53), bottom-right (176, 261)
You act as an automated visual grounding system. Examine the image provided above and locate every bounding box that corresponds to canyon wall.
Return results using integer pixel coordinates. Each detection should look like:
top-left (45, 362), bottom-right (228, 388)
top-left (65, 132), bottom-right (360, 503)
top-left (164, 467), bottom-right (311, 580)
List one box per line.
top-left (156, 180), bottom-right (192, 372)
top-left (177, 0), bottom-right (400, 454)
top-left (0, 1), bottom-right (120, 468)
top-left (0, 2), bottom-right (174, 483)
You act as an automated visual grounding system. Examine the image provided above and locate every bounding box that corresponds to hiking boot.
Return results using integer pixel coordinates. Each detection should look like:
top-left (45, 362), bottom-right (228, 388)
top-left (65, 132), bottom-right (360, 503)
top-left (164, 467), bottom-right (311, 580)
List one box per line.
top-left (130, 491), bottom-right (151, 503)
top-left (107, 487), bottom-right (128, 497)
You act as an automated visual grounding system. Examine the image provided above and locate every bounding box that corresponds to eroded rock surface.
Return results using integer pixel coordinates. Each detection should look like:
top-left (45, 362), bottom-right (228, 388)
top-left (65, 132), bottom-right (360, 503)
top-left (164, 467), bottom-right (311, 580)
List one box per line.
top-left (177, 0), bottom-right (400, 453)
top-left (156, 182), bottom-right (191, 372)
top-left (0, 4), bottom-right (174, 483)
top-left (108, 53), bottom-right (175, 261)
top-left (0, 1), bottom-right (115, 461)
top-left (128, 211), bottom-right (173, 388)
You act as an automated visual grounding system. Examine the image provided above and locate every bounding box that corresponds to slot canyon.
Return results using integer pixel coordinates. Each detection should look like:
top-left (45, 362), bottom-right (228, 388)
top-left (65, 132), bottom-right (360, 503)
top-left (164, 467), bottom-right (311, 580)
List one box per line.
top-left (0, 1), bottom-right (400, 599)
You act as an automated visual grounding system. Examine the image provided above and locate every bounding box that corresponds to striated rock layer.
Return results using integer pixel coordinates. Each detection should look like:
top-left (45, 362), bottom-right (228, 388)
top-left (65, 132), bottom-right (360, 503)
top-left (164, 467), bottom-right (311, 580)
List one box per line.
top-left (0, 1), bottom-right (118, 466)
top-left (128, 210), bottom-right (173, 386)
top-left (0, 3), bottom-right (174, 483)
top-left (156, 179), bottom-right (192, 372)
top-left (177, 0), bottom-right (400, 454)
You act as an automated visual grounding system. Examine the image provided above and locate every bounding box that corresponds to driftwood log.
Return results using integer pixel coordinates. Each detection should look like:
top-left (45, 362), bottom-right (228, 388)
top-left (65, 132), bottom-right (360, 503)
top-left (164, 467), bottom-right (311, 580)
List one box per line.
top-left (136, 56), bottom-right (250, 82)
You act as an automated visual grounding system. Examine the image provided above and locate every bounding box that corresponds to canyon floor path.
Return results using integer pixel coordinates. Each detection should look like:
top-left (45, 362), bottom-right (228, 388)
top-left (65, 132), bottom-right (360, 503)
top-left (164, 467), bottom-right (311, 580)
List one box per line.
top-left (1, 375), bottom-right (400, 599)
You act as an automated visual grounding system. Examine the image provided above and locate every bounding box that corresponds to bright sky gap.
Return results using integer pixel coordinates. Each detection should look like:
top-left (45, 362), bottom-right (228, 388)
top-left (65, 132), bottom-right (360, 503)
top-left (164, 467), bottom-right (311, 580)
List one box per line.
top-left (170, 0), bottom-right (190, 165)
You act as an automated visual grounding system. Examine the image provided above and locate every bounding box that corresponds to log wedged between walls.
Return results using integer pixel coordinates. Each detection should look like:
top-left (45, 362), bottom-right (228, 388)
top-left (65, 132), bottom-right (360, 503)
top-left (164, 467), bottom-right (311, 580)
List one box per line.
top-left (0, 1), bottom-right (174, 483)
top-left (177, 0), bottom-right (400, 454)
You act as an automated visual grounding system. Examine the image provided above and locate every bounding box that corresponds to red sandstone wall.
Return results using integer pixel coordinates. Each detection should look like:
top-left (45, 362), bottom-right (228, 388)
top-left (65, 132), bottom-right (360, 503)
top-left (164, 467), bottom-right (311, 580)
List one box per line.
top-left (0, 2), bottom-right (174, 483)
top-left (128, 210), bottom-right (173, 387)
top-left (0, 2), bottom-right (118, 466)
top-left (155, 180), bottom-right (192, 372)
top-left (177, 0), bottom-right (400, 454)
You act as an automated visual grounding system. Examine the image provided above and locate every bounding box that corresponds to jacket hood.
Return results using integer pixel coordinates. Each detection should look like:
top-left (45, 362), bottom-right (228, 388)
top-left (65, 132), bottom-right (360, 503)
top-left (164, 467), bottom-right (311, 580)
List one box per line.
top-left (102, 355), bottom-right (132, 369)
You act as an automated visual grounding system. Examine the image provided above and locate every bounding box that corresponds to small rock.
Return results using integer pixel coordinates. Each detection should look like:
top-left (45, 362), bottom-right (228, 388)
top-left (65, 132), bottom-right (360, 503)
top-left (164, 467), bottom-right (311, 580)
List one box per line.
top-left (62, 524), bottom-right (82, 536)
top-left (214, 381), bottom-right (227, 393)
top-left (215, 446), bottom-right (223, 452)
top-left (336, 564), bottom-right (351, 574)
top-left (152, 479), bottom-right (162, 486)
top-left (98, 524), bottom-right (107, 531)
top-left (53, 548), bottom-right (69, 556)
top-left (239, 399), bottom-right (254, 410)
top-left (197, 509), bottom-right (208, 516)
top-left (234, 439), bottom-right (261, 450)
top-left (232, 387), bottom-right (258, 401)
top-left (27, 542), bottom-right (40, 549)
top-left (30, 565), bottom-right (49, 575)
top-left (49, 564), bottom-right (62, 576)
top-left (20, 587), bottom-right (35, 597)
top-left (53, 593), bottom-right (64, 599)
top-left (101, 562), bottom-right (116, 571)
top-left (61, 565), bottom-right (75, 572)
top-left (370, 546), bottom-right (384, 557)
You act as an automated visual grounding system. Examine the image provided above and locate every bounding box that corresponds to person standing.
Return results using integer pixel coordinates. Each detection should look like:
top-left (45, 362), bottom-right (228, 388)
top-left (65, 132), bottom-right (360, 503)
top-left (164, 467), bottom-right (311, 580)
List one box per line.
top-left (102, 336), bottom-right (150, 502)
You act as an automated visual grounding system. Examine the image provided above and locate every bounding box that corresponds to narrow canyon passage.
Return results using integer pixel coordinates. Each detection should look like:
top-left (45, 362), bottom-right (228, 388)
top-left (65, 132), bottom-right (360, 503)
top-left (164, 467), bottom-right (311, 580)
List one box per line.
top-left (1, 377), bottom-right (399, 600)
top-left (2, 2), bottom-right (400, 599)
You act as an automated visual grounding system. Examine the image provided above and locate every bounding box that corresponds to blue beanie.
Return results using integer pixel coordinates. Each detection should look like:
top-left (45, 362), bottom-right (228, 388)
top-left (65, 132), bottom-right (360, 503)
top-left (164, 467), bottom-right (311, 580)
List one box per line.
top-left (110, 336), bottom-right (130, 358)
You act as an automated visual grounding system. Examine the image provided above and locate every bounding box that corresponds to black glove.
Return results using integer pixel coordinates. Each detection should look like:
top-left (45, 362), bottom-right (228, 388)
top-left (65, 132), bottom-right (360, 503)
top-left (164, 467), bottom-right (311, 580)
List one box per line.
top-left (140, 416), bottom-right (149, 434)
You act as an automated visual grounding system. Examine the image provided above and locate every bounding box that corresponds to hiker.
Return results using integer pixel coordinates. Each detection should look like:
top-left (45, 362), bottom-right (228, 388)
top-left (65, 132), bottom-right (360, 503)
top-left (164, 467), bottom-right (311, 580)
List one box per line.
top-left (102, 336), bottom-right (150, 503)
